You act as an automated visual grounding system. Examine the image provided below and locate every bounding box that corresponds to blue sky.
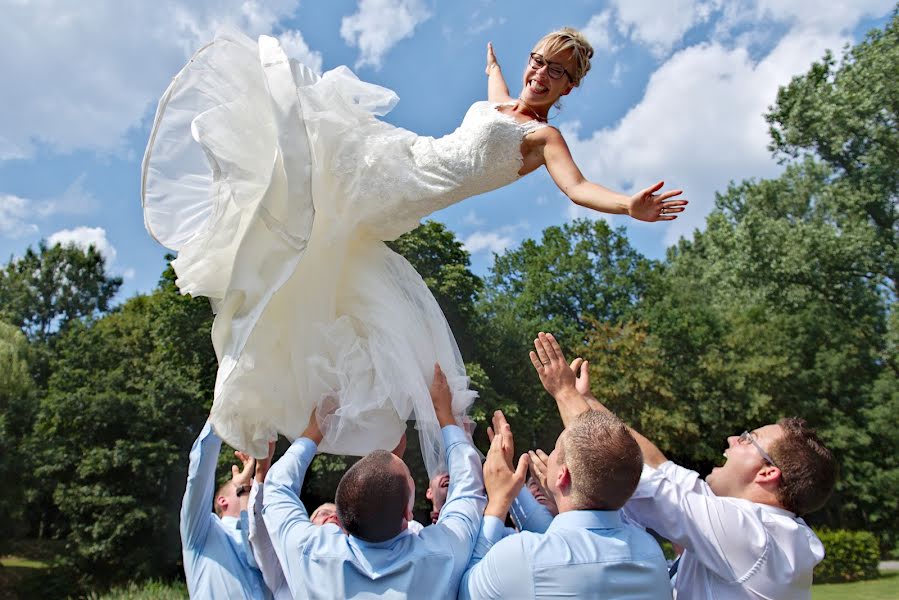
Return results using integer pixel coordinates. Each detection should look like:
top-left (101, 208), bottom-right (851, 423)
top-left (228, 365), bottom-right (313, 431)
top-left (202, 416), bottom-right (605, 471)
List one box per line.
top-left (0, 0), bottom-right (894, 301)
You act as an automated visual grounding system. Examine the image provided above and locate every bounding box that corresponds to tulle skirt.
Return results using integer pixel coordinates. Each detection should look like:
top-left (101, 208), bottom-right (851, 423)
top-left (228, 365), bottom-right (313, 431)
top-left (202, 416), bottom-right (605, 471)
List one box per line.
top-left (142, 29), bottom-right (475, 475)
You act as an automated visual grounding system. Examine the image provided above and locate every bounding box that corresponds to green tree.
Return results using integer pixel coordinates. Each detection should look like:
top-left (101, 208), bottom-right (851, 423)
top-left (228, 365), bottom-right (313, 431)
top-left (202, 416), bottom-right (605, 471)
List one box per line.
top-left (26, 261), bottom-right (215, 589)
top-left (0, 241), bottom-right (122, 341)
top-left (479, 219), bottom-right (656, 451)
top-left (766, 8), bottom-right (898, 293)
top-left (0, 320), bottom-right (35, 551)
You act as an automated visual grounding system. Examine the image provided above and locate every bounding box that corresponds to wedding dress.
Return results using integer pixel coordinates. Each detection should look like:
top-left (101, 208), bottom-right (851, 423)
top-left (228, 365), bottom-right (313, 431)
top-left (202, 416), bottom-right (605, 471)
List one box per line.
top-left (141, 30), bottom-right (546, 475)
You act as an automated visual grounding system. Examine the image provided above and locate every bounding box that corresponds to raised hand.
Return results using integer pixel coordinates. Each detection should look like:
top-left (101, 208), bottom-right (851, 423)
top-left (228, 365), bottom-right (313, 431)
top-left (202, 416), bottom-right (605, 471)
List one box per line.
top-left (530, 332), bottom-right (577, 397)
top-left (483, 410), bottom-right (529, 519)
top-left (485, 41), bottom-right (499, 75)
top-left (569, 357), bottom-right (593, 399)
top-left (527, 448), bottom-right (550, 492)
top-left (255, 440), bottom-right (277, 483)
top-left (627, 181), bottom-right (688, 222)
top-left (301, 407), bottom-right (324, 446)
top-left (430, 363), bottom-right (455, 428)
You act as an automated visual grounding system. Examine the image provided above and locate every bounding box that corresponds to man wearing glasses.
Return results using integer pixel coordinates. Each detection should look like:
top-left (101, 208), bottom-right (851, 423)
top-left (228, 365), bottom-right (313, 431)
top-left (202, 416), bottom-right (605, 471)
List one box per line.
top-left (529, 332), bottom-right (837, 600)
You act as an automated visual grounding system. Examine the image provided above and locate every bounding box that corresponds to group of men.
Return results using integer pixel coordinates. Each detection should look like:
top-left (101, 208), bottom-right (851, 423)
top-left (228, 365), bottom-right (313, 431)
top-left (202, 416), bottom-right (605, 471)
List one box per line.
top-left (181, 332), bottom-right (837, 599)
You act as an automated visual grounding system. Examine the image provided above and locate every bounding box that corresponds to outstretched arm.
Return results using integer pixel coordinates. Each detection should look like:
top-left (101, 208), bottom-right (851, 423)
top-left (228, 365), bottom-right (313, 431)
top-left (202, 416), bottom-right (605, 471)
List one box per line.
top-left (485, 42), bottom-right (513, 103)
top-left (541, 130), bottom-right (688, 221)
top-left (530, 334), bottom-right (668, 467)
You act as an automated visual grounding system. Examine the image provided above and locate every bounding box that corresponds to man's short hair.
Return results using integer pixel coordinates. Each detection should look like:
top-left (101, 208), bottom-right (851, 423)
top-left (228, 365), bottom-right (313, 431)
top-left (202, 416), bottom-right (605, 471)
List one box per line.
top-left (336, 450), bottom-right (410, 542)
top-left (560, 410), bottom-right (642, 510)
top-left (769, 417), bottom-right (836, 515)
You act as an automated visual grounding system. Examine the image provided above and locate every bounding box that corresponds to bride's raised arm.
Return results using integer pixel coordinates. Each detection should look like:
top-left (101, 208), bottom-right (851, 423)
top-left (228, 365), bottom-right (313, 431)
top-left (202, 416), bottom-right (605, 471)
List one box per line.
top-left (485, 42), bottom-right (514, 103)
top-left (542, 129), bottom-right (688, 222)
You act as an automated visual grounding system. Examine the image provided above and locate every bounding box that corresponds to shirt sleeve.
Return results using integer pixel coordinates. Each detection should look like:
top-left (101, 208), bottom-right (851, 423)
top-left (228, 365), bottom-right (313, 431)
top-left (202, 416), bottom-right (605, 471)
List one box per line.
top-left (509, 487), bottom-right (553, 533)
top-left (180, 420), bottom-right (221, 549)
top-left (426, 425), bottom-right (487, 573)
top-left (623, 462), bottom-right (770, 582)
top-left (248, 480), bottom-right (288, 595)
top-left (262, 436), bottom-right (319, 598)
top-left (460, 524), bottom-right (530, 600)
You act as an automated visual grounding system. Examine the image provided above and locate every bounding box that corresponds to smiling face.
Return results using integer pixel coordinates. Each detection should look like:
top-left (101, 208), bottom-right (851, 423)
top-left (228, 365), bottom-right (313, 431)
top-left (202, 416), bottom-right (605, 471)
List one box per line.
top-left (520, 45), bottom-right (576, 111)
top-left (706, 424), bottom-right (784, 498)
top-left (425, 472), bottom-right (450, 523)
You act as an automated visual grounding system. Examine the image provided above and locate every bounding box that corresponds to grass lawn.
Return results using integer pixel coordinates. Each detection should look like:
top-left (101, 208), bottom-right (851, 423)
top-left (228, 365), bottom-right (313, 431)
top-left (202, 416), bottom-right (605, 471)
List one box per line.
top-left (813, 571), bottom-right (899, 600)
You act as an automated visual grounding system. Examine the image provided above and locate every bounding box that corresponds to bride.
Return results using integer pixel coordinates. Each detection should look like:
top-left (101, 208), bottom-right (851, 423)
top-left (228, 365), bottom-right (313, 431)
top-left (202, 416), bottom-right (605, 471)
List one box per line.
top-left (141, 27), bottom-right (686, 475)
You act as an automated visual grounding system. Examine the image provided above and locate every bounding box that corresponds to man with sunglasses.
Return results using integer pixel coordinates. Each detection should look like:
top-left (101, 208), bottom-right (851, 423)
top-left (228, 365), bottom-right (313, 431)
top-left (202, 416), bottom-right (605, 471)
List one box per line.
top-left (528, 332), bottom-right (837, 600)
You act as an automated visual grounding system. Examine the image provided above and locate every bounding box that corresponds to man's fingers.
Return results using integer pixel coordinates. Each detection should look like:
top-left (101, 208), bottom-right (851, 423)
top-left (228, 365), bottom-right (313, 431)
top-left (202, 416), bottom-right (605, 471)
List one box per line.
top-left (487, 426), bottom-right (495, 442)
top-left (231, 465), bottom-right (240, 478)
top-left (533, 335), bottom-right (551, 365)
top-left (529, 350), bottom-right (544, 371)
top-left (579, 360), bottom-right (589, 382)
top-left (545, 333), bottom-right (564, 362)
top-left (515, 453), bottom-right (530, 481)
top-left (570, 357), bottom-right (583, 372)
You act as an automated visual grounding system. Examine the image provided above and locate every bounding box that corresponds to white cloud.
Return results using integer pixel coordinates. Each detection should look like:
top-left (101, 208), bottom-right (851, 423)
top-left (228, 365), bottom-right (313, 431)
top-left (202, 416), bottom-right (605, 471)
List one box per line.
top-left (0, 194), bottom-right (39, 238)
top-left (48, 226), bottom-right (117, 264)
top-left (0, 175), bottom-right (98, 239)
top-left (562, 27), bottom-right (848, 245)
top-left (461, 210), bottom-right (485, 227)
top-left (0, 1), bottom-right (305, 160)
top-left (278, 29), bottom-right (324, 73)
top-left (340, 0), bottom-right (431, 70)
top-left (609, 0), bottom-right (720, 57)
top-left (462, 231), bottom-right (515, 255)
top-left (582, 10), bottom-right (618, 54)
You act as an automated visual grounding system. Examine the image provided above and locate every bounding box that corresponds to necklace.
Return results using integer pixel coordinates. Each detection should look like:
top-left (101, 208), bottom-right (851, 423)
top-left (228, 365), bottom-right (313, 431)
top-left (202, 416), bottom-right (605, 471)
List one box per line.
top-left (516, 99), bottom-right (547, 122)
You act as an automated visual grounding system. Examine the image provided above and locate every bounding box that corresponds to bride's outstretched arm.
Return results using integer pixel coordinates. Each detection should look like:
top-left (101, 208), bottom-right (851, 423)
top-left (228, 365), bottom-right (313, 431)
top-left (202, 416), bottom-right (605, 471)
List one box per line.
top-left (542, 128), bottom-right (688, 221)
top-left (485, 42), bottom-right (513, 103)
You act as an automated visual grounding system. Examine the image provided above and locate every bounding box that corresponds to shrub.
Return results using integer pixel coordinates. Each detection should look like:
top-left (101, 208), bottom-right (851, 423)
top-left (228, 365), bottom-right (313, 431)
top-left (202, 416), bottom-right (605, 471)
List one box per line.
top-left (814, 529), bottom-right (880, 583)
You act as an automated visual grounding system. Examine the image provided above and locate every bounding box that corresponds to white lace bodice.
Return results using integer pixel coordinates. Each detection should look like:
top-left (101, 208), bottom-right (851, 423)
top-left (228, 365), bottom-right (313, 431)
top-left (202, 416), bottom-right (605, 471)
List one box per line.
top-left (343, 101), bottom-right (547, 240)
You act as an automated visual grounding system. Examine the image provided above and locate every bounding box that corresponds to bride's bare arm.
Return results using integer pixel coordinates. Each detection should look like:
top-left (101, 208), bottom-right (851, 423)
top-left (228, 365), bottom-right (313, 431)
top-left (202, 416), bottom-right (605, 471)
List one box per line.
top-left (542, 129), bottom-right (688, 222)
top-left (485, 42), bottom-right (513, 103)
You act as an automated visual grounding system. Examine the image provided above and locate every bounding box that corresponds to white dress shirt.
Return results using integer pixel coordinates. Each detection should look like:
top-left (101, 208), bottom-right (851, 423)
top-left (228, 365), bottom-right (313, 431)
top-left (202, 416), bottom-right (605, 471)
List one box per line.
top-left (624, 461), bottom-right (825, 600)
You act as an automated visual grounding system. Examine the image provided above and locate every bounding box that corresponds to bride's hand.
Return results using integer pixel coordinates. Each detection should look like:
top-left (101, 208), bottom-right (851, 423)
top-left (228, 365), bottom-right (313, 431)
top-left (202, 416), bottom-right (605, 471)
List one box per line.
top-left (486, 42), bottom-right (500, 75)
top-left (627, 181), bottom-right (688, 222)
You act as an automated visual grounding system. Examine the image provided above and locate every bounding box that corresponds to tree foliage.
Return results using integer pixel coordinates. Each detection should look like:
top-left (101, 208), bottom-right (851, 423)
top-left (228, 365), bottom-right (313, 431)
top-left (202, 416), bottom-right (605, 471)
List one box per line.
top-left (0, 241), bottom-right (122, 341)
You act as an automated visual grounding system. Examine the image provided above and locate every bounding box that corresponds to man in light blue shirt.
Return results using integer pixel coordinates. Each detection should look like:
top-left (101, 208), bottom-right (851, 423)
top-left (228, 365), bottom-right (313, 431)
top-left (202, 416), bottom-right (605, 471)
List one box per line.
top-left (262, 364), bottom-right (486, 600)
top-left (460, 333), bottom-right (671, 599)
top-left (180, 419), bottom-right (271, 599)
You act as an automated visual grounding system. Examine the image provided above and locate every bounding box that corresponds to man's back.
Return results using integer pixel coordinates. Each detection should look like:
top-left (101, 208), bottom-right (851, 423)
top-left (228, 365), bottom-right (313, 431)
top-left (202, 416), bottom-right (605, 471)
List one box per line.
top-left (625, 461), bottom-right (824, 599)
top-left (461, 510), bottom-right (671, 599)
top-left (263, 424), bottom-right (485, 600)
top-left (181, 421), bottom-right (269, 599)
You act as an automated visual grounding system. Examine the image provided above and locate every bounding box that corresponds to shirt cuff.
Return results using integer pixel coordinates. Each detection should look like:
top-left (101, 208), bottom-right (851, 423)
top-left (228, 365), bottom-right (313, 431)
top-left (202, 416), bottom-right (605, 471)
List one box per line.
top-left (480, 515), bottom-right (507, 546)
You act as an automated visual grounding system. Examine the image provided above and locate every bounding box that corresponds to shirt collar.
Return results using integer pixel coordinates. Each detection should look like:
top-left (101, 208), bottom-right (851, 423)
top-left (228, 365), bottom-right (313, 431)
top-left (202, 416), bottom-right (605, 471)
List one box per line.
top-left (349, 527), bottom-right (413, 548)
top-left (220, 515), bottom-right (240, 530)
top-left (547, 509), bottom-right (624, 531)
top-left (756, 503), bottom-right (796, 519)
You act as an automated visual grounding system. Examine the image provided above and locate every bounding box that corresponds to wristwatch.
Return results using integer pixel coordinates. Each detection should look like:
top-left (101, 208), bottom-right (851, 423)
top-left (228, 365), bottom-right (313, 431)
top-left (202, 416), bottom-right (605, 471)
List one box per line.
top-left (235, 483), bottom-right (250, 497)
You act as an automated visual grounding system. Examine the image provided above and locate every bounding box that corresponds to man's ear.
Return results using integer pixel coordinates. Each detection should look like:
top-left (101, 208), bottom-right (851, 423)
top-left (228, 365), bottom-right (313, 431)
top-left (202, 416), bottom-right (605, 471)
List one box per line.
top-left (755, 464), bottom-right (781, 485)
top-left (426, 487), bottom-right (434, 500)
top-left (557, 464), bottom-right (572, 493)
top-left (561, 83), bottom-right (574, 97)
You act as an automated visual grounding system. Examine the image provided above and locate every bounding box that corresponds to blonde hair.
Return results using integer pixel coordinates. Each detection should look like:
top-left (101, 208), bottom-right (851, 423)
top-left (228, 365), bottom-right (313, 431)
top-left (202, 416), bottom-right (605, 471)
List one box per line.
top-left (532, 27), bottom-right (594, 87)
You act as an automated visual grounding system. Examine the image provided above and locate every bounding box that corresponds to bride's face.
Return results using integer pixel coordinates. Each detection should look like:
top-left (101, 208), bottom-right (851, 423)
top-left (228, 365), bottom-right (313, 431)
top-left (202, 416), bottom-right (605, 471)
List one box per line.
top-left (520, 44), bottom-right (576, 109)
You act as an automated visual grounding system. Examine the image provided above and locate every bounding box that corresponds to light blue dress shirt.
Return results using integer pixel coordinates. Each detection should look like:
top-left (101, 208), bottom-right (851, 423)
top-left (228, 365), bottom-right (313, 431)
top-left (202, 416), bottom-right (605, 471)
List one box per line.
top-left (461, 491), bottom-right (672, 599)
top-left (262, 424), bottom-right (486, 600)
top-left (180, 420), bottom-right (271, 599)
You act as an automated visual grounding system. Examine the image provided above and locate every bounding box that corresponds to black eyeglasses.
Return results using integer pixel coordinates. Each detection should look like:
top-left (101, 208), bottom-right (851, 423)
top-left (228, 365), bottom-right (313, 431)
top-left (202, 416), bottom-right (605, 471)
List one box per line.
top-left (529, 52), bottom-right (572, 81)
